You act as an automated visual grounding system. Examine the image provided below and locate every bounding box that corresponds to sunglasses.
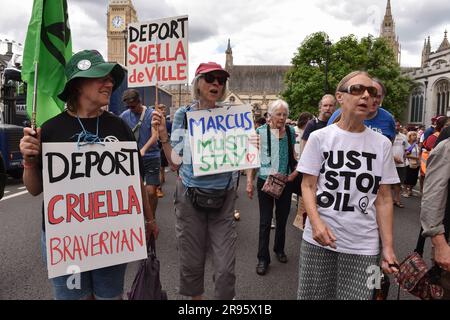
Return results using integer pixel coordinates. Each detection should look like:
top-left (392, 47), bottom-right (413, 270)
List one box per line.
top-left (202, 73), bottom-right (227, 85)
top-left (338, 84), bottom-right (378, 98)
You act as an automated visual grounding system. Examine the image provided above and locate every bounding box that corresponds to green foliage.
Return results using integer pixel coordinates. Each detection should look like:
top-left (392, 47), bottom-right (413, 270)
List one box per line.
top-left (282, 32), bottom-right (414, 120)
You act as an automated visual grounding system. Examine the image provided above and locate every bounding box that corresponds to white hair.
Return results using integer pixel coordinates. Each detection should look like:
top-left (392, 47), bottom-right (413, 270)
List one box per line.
top-left (267, 99), bottom-right (289, 117)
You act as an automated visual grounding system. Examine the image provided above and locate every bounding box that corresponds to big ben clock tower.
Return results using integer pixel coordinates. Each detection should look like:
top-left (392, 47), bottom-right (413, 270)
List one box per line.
top-left (107, 0), bottom-right (138, 65)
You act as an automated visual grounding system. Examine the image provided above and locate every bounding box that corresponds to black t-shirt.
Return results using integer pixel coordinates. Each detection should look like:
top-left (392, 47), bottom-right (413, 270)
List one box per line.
top-left (39, 110), bottom-right (142, 231)
top-left (41, 110), bottom-right (134, 143)
top-left (301, 118), bottom-right (327, 141)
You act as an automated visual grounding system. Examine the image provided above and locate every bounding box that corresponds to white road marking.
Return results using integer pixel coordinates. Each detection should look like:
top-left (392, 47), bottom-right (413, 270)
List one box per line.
top-left (0, 190), bottom-right (29, 201)
top-left (17, 187), bottom-right (26, 190)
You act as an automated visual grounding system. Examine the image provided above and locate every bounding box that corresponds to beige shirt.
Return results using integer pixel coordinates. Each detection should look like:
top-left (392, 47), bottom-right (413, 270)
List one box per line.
top-left (420, 138), bottom-right (450, 240)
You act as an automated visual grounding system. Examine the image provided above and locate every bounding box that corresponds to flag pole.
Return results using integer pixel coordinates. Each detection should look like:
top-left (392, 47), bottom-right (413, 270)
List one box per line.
top-left (155, 36), bottom-right (159, 108)
top-left (155, 81), bottom-right (160, 140)
top-left (31, 61), bottom-right (38, 132)
top-left (154, 38), bottom-right (160, 139)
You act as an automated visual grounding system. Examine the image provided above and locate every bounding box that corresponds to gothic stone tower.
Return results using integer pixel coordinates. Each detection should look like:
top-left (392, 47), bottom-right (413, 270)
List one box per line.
top-left (421, 36), bottom-right (431, 68)
top-left (225, 39), bottom-right (233, 71)
top-left (380, 0), bottom-right (401, 64)
top-left (107, 0), bottom-right (138, 65)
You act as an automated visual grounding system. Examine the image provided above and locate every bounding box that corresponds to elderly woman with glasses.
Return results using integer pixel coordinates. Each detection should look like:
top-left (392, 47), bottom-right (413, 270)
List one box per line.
top-left (152, 62), bottom-right (242, 300)
top-left (19, 50), bottom-right (158, 300)
top-left (296, 71), bottom-right (399, 300)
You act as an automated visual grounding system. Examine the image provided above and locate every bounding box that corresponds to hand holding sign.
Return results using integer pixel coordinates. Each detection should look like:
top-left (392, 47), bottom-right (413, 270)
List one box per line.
top-left (151, 110), bottom-right (168, 138)
top-left (20, 127), bottom-right (42, 165)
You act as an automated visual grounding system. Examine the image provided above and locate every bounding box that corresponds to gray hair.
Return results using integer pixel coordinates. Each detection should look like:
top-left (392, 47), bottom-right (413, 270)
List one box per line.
top-left (268, 99), bottom-right (290, 117)
top-left (191, 74), bottom-right (228, 102)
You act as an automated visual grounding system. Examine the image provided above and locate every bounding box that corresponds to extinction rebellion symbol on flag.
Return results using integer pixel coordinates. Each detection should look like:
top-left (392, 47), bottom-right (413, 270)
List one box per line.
top-left (40, 0), bottom-right (71, 67)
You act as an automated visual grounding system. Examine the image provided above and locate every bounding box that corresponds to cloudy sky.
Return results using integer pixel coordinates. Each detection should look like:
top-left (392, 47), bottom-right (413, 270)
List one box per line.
top-left (0, 0), bottom-right (449, 81)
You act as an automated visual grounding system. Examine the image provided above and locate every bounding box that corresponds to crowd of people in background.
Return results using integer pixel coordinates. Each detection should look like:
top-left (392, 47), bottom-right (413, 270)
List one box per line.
top-left (17, 47), bottom-right (450, 300)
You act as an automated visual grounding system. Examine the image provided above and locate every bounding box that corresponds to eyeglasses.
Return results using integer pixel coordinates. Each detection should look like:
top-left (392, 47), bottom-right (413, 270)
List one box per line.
top-left (338, 84), bottom-right (378, 98)
top-left (202, 73), bottom-right (227, 85)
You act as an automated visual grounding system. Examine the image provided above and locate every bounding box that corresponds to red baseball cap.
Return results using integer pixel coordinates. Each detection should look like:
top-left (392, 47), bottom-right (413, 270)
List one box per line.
top-left (432, 115), bottom-right (446, 124)
top-left (195, 62), bottom-right (230, 77)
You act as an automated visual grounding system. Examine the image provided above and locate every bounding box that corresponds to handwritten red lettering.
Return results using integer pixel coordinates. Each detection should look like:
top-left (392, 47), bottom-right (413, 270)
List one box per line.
top-left (48, 195), bottom-right (64, 225)
top-left (46, 186), bottom-right (140, 225)
top-left (49, 227), bottom-right (145, 266)
top-left (66, 193), bottom-right (83, 223)
top-left (128, 185), bottom-right (141, 215)
top-left (50, 237), bottom-right (63, 265)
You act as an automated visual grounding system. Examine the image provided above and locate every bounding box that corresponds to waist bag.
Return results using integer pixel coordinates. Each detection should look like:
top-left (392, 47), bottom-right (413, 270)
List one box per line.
top-left (188, 187), bottom-right (228, 211)
top-left (187, 175), bottom-right (233, 212)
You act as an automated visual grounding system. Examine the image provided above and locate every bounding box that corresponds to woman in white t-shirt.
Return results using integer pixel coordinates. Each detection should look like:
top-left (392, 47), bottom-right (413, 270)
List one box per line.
top-left (297, 71), bottom-right (400, 300)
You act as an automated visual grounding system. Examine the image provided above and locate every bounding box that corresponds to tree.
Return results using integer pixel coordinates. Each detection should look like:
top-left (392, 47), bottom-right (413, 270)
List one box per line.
top-left (282, 32), bottom-right (413, 121)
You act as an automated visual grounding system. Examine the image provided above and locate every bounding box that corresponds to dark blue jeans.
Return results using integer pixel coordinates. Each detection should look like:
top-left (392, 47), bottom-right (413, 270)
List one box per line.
top-left (257, 178), bottom-right (293, 264)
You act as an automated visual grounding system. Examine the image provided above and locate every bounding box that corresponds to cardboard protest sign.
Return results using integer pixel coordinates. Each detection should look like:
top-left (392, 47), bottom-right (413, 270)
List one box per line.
top-left (187, 105), bottom-right (260, 176)
top-left (127, 15), bottom-right (188, 87)
top-left (42, 142), bottom-right (147, 279)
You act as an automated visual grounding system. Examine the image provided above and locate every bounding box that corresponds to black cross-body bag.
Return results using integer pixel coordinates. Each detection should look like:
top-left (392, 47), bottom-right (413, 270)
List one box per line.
top-left (131, 106), bottom-right (146, 142)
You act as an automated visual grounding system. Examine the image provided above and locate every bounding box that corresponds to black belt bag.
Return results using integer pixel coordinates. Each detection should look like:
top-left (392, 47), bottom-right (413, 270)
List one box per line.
top-left (186, 176), bottom-right (233, 212)
top-left (187, 187), bottom-right (228, 211)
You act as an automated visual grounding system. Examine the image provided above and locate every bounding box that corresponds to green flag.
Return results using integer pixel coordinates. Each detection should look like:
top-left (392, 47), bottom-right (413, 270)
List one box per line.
top-left (22, 0), bottom-right (72, 127)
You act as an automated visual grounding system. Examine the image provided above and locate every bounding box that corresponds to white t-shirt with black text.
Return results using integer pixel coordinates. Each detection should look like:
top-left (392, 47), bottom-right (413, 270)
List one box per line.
top-left (297, 124), bottom-right (400, 255)
top-left (393, 133), bottom-right (409, 168)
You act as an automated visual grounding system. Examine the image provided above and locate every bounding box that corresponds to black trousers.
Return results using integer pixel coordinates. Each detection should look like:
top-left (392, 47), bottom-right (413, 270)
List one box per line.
top-left (256, 178), bottom-right (293, 264)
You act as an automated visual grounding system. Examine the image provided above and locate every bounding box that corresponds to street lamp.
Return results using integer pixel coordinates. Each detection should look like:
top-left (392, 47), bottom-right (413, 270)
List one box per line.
top-left (324, 36), bottom-right (332, 94)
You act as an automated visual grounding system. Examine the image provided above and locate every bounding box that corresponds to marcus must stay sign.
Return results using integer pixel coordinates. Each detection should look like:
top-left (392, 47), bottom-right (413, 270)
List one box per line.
top-left (42, 142), bottom-right (147, 279)
top-left (187, 105), bottom-right (260, 176)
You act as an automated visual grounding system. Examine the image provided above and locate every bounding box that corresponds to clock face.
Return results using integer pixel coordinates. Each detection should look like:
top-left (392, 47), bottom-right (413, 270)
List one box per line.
top-left (111, 15), bottom-right (124, 29)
